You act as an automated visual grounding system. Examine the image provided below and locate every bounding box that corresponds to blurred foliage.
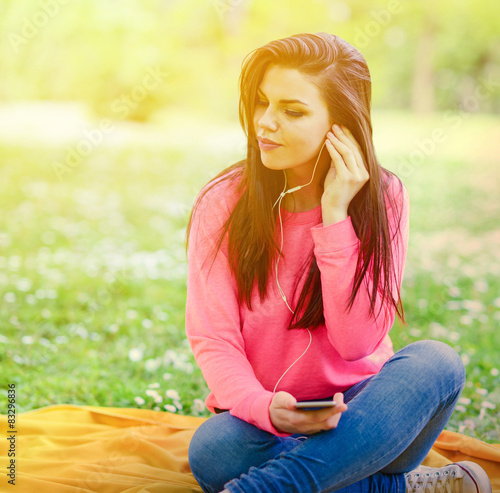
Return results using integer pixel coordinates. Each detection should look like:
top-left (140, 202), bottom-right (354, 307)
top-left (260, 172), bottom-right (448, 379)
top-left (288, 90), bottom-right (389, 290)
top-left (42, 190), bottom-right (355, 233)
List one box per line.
top-left (0, 0), bottom-right (499, 121)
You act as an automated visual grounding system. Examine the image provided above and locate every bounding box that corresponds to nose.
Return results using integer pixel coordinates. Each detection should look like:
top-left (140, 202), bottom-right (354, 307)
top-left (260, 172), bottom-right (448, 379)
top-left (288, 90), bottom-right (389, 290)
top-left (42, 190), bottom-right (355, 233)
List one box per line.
top-left (255, 106), bottom-right (278, 132)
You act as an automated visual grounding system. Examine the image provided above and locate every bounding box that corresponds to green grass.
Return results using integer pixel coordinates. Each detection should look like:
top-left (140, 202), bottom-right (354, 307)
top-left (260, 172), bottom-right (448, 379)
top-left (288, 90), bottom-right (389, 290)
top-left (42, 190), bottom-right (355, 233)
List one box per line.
top-left (0, 110), bottom-right (499, 443)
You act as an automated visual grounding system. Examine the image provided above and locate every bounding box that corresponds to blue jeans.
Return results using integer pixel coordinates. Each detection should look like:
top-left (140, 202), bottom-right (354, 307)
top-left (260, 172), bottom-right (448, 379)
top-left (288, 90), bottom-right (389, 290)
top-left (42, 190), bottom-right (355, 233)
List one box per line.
top-left (189, 340), bottom-right (466, 493)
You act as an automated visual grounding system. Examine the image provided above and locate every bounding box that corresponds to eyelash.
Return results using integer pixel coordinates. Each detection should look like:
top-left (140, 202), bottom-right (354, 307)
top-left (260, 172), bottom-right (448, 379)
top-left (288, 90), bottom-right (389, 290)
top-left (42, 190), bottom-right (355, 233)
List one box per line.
top-left (255, 98), bottom-right (303, 118)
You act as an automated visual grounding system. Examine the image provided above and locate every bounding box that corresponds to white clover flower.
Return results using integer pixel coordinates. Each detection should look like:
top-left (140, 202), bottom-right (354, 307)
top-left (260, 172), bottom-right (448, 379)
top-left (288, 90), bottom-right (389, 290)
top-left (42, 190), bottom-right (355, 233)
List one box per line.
top-left (146, 389), bottom-right (160, 398)
top-left (429, 322), bottom-right (448, 339)
top-left (192, 399), bottom-right (206, 414)
top-left (163, 349), bottom-right (179, 365)
top-left (46, 289), bottom-right (58, 299)
top-left (164, 404), bottom-right (177, 413)
top-left (8, 256), bottom-right (22, 270)
top-left (417, 299), bottom-right (428, 309)
top-left (462, 300), bottom-right (485, 312)
top-left (145, 358), bottom-right (161, 372)
top-left (25, 294), bottom-right (36, 305)
top-left (16, 278), bottom-right (33, 292)
top-left (55, 336), bottom-right (68, 344)
top-left (129, 347), bottom-right (143, 362)
top-left (473, 280), bottom-right (489, 293)
top-left (22, 336), bottom-right (34, 345)
top-left (4, 292), bottom-right (16, 303)
top-left (491, 368), bottom-right (499, 377)
top-left (458, 397), bottom-right (471, 405)
top-left (148, 383), bottom-right (161, 389)
top-left (481, 401), bottom-right (496, 410)
top-left (408, 328), bottom-right (422, 338)
top-left (73, 325), bottom-right (88, 339)
top-left (0, 335), bottom-right (9, 344)
top-left (459, 315), bottom-right (473, 326)
top-left (134, 396), bottom-right (146, 406)
top-left (166, 389), bottom-right (180, 401)
top-left (142, 319), bottom-right (153, 329)
top-left (476, 388), bottom-right (488, 396)
top-left (445, 301), bottom-right (461, 311)
top-left (41, 309), bottom-right (52, 318)
top-left (162, 373), bottom-right (173, 381)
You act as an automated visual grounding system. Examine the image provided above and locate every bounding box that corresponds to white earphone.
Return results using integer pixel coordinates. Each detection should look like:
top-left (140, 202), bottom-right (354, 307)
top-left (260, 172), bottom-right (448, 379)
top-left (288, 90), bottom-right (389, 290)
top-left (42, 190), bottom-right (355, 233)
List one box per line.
top-left (271, 139), bottom-right (328, 394)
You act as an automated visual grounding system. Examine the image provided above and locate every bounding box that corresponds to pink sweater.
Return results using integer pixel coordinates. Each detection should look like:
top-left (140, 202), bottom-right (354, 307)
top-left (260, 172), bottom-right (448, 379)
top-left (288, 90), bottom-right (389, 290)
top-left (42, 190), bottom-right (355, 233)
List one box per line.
top-left (185, 172), bottom-right (410, 437)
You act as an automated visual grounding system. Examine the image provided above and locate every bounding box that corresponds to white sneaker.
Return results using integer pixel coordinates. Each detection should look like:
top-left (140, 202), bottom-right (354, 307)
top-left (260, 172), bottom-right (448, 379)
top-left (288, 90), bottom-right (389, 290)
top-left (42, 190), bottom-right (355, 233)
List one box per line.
top-left (405, 461), bottom-right (492, 493)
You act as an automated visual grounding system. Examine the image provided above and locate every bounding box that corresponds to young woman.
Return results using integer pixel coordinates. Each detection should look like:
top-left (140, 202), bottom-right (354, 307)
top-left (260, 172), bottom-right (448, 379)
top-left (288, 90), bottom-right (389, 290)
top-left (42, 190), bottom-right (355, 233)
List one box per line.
top-left (184, 33), bottom-right (491, 493)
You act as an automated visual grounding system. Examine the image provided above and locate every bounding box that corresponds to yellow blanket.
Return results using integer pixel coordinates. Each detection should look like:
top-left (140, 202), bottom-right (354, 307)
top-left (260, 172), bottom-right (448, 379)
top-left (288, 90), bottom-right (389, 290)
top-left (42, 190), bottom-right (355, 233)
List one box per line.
top-left (1, 405), bottom-right (499, 492)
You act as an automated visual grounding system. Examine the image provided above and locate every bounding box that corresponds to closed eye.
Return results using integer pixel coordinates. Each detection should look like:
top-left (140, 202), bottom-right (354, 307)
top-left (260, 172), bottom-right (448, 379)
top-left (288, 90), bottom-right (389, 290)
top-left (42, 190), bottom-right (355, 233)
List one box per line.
top-left (285, 110), bottom-right (303, 118)
top-left (254, 99), bottom-right (303, 118)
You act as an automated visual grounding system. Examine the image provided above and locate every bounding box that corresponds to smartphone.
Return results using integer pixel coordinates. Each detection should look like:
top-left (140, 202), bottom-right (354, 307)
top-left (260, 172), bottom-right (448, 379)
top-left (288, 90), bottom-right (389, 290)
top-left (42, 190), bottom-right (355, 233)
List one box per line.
top-left (295, 400), bottom-right (337, 411)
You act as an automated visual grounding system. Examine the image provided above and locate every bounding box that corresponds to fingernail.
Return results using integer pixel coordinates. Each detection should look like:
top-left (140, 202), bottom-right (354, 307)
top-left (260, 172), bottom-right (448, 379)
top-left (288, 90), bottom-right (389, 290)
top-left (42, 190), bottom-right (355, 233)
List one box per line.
top-left (333, 124), bottom-right (340, 131)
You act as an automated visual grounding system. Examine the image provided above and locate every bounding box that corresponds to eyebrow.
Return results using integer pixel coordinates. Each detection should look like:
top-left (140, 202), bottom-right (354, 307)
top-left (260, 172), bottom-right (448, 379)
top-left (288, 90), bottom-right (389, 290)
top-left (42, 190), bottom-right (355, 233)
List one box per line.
top-left (257, 88), bottom-right (309, 106)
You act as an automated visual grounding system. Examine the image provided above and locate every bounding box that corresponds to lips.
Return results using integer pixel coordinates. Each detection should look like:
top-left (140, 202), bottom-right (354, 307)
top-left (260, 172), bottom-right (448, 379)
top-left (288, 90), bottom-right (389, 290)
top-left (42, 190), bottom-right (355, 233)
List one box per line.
top-left (258, 137), bottom-right (282, 151)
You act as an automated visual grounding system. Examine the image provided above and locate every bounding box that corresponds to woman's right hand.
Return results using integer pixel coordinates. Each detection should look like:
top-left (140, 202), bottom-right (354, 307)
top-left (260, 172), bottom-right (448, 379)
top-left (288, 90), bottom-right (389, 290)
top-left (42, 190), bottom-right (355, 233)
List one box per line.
top-left (269, 391), bottom-right (348, 435)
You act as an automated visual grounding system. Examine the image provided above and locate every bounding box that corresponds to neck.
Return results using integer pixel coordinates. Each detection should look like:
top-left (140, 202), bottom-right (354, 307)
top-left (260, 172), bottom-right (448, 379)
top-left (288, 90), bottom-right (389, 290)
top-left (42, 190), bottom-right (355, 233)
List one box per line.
top-left (281, 188), bottom-right (323, 212)
top-left (281, 155), bottom-right (330, 213)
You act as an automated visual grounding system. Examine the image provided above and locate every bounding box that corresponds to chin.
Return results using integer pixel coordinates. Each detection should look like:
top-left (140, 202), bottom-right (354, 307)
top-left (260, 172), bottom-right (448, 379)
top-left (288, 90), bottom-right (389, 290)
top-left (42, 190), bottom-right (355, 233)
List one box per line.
top-left (261, 161), bottom-right (284, 171)
top-left (260, 155), bottom-right (290, 171)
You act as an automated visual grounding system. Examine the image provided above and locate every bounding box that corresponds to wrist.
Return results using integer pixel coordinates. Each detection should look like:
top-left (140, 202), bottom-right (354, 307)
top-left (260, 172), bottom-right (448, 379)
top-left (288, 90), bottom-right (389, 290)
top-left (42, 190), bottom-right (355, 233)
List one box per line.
top-left (321, 204), bottom-right (348, 227)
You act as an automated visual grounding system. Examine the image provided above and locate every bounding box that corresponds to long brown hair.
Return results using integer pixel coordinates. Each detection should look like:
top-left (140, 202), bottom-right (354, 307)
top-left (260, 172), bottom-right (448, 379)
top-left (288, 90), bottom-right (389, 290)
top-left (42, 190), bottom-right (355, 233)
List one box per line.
top-left (186, 32), bottom-right (405, 330)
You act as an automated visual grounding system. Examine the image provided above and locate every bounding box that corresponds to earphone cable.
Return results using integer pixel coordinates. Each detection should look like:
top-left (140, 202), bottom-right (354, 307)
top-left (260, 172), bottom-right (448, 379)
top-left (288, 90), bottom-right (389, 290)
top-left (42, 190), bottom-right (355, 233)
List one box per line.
top-left (270, 140), bottom-right (327, 393)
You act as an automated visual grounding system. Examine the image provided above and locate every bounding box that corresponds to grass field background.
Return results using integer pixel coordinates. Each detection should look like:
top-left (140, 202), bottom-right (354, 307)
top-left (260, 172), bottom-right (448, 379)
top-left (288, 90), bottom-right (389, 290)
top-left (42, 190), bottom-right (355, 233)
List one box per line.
top-left (1, 107), bottom-right (499, 443)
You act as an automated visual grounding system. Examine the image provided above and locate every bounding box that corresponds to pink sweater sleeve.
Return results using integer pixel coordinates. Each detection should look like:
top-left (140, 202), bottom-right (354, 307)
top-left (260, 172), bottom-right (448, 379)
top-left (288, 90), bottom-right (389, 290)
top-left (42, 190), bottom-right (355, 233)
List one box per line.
top-left (185, 184), bottom-right (285, 436)
top-left (311, 178), bottom-right (410, 361)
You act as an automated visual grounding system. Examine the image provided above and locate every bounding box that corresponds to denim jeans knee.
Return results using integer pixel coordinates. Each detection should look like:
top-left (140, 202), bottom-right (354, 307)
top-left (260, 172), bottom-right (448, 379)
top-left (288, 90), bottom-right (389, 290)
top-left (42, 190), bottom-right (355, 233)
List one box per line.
top-left (395, 340), bottom-right (466, 393)
top-left (189, 411), bottom-right (291, 493)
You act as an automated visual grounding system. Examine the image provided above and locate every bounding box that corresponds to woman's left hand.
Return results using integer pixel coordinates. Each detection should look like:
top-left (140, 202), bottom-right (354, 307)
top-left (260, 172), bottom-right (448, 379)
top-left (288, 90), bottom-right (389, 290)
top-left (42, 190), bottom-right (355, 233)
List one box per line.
top-left (322, 124), bottom-right (370, 226)
top-left (269, 391), bottom-right (347, 435)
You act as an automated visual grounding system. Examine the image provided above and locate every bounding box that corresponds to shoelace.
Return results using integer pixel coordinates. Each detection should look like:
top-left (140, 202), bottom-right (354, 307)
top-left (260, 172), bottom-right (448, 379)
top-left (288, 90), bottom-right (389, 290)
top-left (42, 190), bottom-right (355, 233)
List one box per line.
top-left (406, 468), bottom-right (459, 493)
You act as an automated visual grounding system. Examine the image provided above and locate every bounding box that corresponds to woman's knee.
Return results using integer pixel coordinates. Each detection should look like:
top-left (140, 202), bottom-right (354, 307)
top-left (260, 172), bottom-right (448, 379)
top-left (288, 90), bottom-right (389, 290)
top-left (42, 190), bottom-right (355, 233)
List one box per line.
top-left (188, 412), bottom-right (280, 492)
top-left (398, 339), bottom-right (466, 391)
top-left (189, 413), bottom-right (234, 470)
top-left (189, 413), bottom-right (238, 491)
